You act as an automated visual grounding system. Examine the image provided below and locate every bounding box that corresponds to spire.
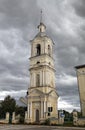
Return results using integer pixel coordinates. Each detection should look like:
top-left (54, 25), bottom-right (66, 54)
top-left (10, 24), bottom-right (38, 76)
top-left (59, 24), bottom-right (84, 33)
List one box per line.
top-left (40, 10), bottom-right (42, 23)
top-left (37, 10), bottom-right (46, 33)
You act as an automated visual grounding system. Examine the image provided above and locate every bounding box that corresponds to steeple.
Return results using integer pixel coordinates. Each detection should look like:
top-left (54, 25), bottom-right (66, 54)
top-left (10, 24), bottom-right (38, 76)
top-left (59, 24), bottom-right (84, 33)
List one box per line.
top-left (40, 10), bottom-right (43, 23)
top-left (20, 9), bottom-right (59, 125)
top-left (25, 12), bottom-right (58, 124)
top-left (37, 10), bottom-right (46, 33)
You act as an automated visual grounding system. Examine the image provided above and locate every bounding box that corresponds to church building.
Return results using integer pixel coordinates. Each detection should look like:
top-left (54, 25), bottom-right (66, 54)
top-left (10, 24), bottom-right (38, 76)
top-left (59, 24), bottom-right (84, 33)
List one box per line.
top-left (75, 65), bottom-right (85, 117)
top-left (26, 19), bottom-right (58, 123)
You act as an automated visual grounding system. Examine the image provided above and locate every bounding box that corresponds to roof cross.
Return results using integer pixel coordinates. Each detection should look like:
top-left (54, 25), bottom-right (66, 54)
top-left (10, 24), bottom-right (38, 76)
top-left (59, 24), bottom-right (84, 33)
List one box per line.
top-left (40, 10), bottom-right (43, 23)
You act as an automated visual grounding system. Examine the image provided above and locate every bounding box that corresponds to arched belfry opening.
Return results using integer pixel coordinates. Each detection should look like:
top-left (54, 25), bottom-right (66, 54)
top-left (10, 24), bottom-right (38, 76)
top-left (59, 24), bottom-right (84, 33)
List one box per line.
top-left (48, 45), bottom-right (51, 56)
top-left (36, 44), bottom-right (41, 56)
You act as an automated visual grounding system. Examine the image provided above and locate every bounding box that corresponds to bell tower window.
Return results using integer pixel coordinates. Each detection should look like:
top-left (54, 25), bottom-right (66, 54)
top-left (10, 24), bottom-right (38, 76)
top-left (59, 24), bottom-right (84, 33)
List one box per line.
top-left (36, 44), bottom-right (41, 56)
top-left (48, 45), bottom-right (51, 56)
top-left (36, 74), bottom-right (40, 87)
top-left (37, 61), bottom-right (40, 64)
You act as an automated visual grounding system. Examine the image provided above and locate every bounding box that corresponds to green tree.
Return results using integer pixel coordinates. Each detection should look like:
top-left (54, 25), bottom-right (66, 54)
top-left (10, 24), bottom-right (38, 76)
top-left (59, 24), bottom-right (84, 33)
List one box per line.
top-left (15, 106), bottom-right (26, 117)
top-left (15, 106), bottom-right (27, 123)
top-left (0, 95), bottom-right (16, 116)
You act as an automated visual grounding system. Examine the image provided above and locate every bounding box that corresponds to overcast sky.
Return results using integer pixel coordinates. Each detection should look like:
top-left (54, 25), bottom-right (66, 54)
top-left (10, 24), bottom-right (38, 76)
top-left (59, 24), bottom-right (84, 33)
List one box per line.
top-left (0, 0), bottom-right (85, 112)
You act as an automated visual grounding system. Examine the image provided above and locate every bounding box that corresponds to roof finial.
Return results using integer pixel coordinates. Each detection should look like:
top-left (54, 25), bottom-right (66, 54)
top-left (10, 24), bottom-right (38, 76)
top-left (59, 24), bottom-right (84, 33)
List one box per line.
top-left (37, 10), bottom-right (46, 32)
top-left (40, 10), bottom-right (43, 23)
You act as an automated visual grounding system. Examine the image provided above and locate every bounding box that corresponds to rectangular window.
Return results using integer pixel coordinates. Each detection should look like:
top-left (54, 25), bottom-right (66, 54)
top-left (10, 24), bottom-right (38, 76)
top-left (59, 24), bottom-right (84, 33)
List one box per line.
top-left (48, 107), bottom-right (53, 112)
top-left (48, 113), bottom-right (50, 116)
top-left (36, 74), bottom-right (40, 87)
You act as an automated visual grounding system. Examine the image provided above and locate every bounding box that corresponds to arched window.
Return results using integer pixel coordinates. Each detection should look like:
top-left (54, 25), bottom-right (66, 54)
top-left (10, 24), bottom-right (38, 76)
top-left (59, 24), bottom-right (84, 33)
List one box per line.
top-left (36, 74), bottom-right (40, 87)
top-left (37, 61), bottom-right (40, 64)
top-left (48, 45), bottom-right (51, 56)
top-left (36, 44), bottom-right (41, 56)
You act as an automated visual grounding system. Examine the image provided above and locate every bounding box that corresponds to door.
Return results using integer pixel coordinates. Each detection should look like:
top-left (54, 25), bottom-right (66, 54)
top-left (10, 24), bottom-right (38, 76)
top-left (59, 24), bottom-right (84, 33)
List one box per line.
top-left (36, 109), bottom-right (39, 122)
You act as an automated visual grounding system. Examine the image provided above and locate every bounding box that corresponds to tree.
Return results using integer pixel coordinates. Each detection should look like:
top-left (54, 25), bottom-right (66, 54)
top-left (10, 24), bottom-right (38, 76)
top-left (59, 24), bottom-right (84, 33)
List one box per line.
top-left (15, 106), bottom-right (27, 123)
top-left (0, 95), bottom-right (16, 116)
top-left (15, 106), bottom-right (27, 117)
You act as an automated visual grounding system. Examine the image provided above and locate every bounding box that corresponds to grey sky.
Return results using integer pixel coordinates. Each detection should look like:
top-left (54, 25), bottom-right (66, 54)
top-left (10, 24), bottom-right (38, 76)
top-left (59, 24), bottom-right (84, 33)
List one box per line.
top-left (0, 0), bottom-right (85, 112)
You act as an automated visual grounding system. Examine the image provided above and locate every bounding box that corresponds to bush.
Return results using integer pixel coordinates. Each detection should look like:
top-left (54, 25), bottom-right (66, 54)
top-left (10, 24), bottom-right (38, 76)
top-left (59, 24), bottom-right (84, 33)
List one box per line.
top-left (44, 118), bottom-right (50, 125)
top-left (19, 116), bottom-right (24, 124)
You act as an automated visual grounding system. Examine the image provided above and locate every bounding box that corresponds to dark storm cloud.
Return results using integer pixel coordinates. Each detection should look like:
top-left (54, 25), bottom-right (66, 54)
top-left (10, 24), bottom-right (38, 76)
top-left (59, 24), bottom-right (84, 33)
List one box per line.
top-left (71, 0), bottom-right (85, 17)
top-left (0, 0), bottom-right (39, 100)
top-left (0, 0), bottom-right (85, 111)
top-left (0, 0), bottom-right (40, 29)
top-left (0, 28), bottom-right (29, 92)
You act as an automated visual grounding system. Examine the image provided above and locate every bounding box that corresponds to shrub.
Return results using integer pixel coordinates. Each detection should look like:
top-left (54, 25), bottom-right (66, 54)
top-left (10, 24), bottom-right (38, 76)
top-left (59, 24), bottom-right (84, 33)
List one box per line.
top-left (44, 118), bottom-right (50, 125)
top-left (19, 116), bottom-right (24, 124)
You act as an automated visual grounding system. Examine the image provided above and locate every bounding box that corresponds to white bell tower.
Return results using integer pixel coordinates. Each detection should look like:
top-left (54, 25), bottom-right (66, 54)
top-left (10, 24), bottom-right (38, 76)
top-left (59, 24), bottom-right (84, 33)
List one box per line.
top-left (30, 23), bottom-right (55, 90)
top-left (26, 14), bottom-right (58, 123)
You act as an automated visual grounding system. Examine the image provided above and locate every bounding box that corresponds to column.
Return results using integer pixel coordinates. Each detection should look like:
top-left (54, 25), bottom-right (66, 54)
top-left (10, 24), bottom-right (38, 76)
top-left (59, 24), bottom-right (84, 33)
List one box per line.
top-left (43, 70), bottom-right (44, 86)
top-left (41, 101), bottom-right (43, 118)
top-left (44, 101), bottom-right (47, 118)
top-left (30, 74), bottom-right (31, 87)
top-left (27, 103), bottom-right (29, 119)
top-left (30, 73), bottom-right (33, 87)
top-left (42, 70), bottom-right (43, 86)
top-left (47, 71), bottom-right (49, 86)
top-left (45, 71), bottom-right (48, 86)
top-left (25, 111), bottom-right (28, 121)
top-left (32, 73), bottom-right (35, 87)
top-left (40, 71), bottom-right (42, 86)
top-left (44, 71), bottom-right (46, 86)
top-left (30, 102), bottom-right (32, 118)
top-left (44, 101), bottom-right (46, 112)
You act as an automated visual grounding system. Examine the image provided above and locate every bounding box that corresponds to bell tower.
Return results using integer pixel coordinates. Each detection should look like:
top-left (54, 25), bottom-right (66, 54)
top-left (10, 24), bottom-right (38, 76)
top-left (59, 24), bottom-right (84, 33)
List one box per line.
top-left (26, 18), bottom-right (58, 123)
top-left (30, 22), bottom-right (54, 90)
